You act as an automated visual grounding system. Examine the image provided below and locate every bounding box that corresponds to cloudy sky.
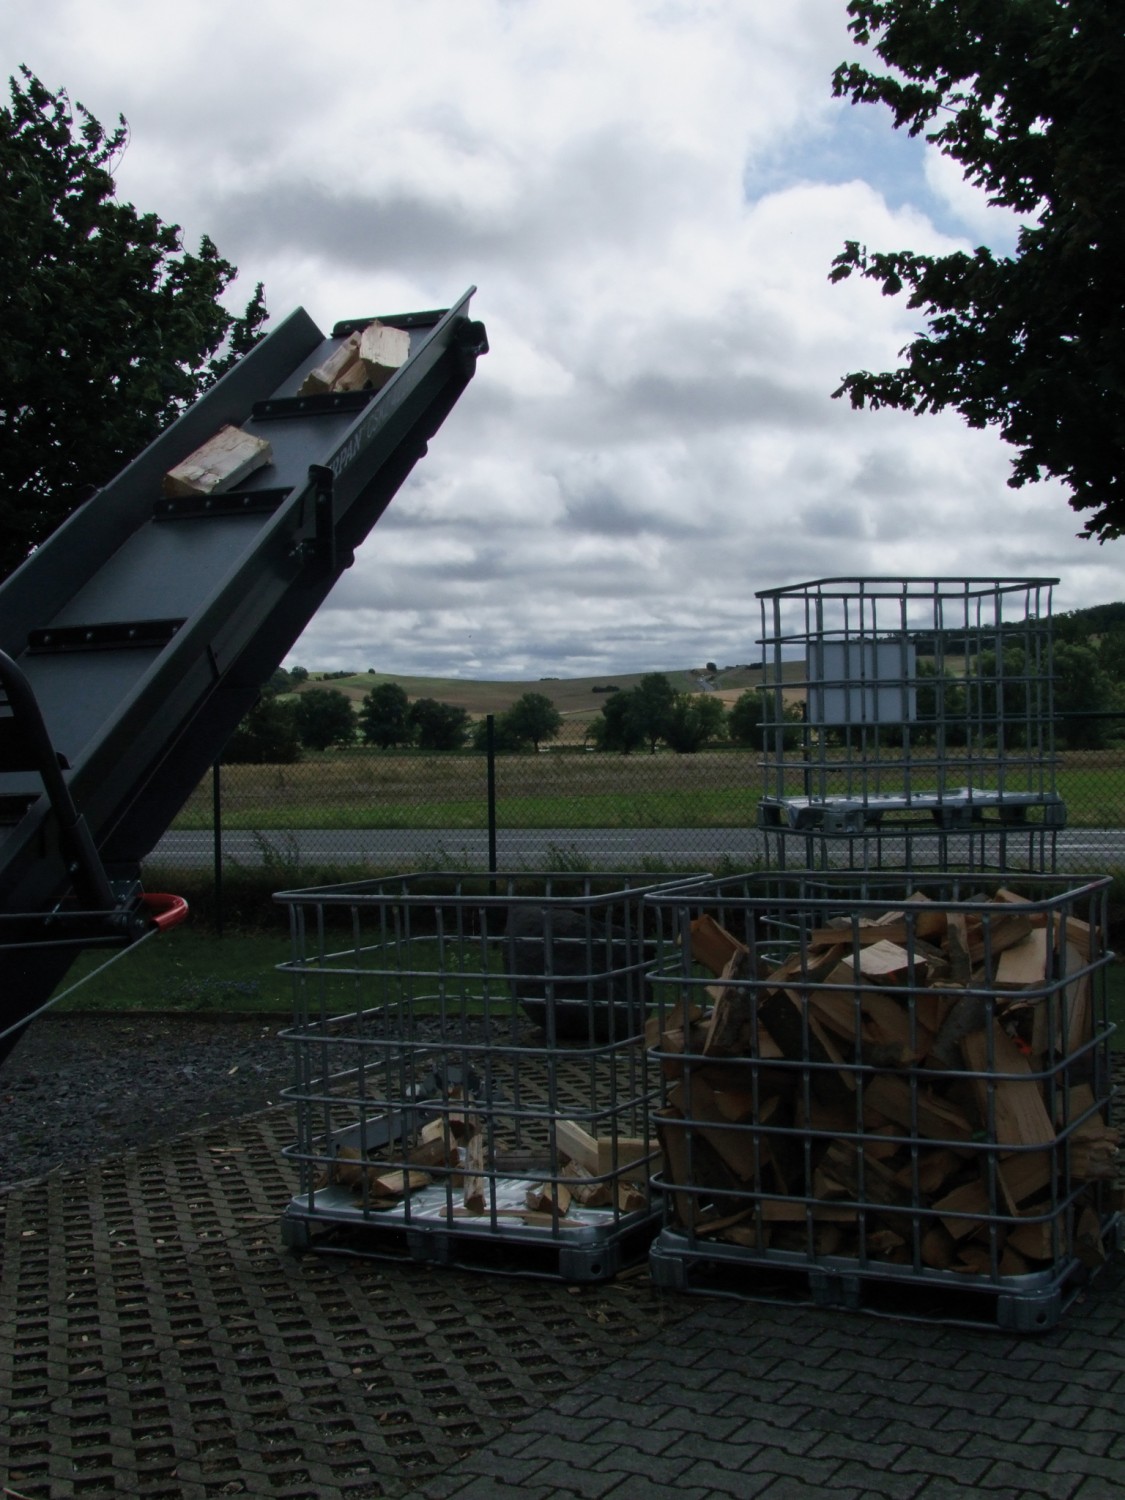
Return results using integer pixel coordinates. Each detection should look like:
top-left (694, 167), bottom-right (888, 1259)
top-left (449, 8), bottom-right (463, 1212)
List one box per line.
top-left (3, 1), bottom-right (1118, 680)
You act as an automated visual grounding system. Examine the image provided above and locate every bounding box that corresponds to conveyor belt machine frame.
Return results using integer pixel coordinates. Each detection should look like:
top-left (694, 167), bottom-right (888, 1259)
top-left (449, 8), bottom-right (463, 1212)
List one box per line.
top-left (0, 289), bottom-right (488, 1051)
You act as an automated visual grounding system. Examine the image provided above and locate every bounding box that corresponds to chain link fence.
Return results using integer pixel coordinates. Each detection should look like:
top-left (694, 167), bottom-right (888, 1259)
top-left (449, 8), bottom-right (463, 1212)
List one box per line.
top-left (142, 714), bottom-right (1125, 927)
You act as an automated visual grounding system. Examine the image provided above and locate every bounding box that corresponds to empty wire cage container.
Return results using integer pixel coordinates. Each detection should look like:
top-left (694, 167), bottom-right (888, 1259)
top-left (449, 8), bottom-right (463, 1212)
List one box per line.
top-left (755, 577), bottom-right (1065, 873)
top-left (275, 872), bottom-right (682, 1281)
top-left (644, 872), bottom-right (1118, 1330)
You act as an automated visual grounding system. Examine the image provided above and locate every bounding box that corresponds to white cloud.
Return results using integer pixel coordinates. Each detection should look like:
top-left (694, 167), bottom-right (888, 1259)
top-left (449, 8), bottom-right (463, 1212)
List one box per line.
top-left (1, 0), bottom-right (1113, 678)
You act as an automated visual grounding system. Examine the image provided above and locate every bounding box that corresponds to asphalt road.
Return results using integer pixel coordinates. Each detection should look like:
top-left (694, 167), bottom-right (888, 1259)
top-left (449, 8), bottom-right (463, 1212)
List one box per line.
top-left (148, 824), bottom-right (1125, 871)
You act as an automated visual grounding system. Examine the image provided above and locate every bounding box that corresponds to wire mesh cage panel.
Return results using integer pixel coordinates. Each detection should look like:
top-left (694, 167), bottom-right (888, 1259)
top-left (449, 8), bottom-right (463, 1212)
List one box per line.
top-left (755, 578), bottom-right (1064, 872)
top-left (643, 872), bottom-right (1118, 1330)
top-left (275, 872), bottom-right (685, 1281)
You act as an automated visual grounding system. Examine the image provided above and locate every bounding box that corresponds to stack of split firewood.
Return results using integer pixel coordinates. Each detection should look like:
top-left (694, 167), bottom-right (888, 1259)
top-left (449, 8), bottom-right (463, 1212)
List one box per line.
top-left (160, 322), bottom-right (408, 501)
top-left (319, 1087), bottom-right (653, 1226)
top-left (652, 890), bottom-right (1119, 1275)
top-left (297, 319), bottom-right (410, 396)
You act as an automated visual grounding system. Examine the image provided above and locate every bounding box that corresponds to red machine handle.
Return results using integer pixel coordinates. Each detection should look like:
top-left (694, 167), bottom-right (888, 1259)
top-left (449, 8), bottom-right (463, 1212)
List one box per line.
top-left (141, 892), bottom-right (189, 931)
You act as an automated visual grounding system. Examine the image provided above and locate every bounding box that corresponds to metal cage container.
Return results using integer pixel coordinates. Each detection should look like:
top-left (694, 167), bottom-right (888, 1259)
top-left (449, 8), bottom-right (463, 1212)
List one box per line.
top-left (643, 872), bottom-right (1118, 1330)
top-left (755, 577), bottom-right (1065, 873)
top-left (275, 871), bottom-right (689, 1281)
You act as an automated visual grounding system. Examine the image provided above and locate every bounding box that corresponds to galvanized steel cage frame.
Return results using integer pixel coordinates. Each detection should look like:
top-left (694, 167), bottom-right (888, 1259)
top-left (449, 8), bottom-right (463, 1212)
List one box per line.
top-left (755, 577), bottom-right (1065, 873)
top-left (642, 871), bottom-right (1118, 1330)
top-left (274, 871), bottom-right (687, 1280)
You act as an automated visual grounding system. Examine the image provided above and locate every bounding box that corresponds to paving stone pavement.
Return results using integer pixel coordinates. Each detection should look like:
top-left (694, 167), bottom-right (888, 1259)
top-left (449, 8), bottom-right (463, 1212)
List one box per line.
top-left (402, 1267), bottom-right (1125, 1500)
top-left (3, 1100), bottom-right (1123, 1500)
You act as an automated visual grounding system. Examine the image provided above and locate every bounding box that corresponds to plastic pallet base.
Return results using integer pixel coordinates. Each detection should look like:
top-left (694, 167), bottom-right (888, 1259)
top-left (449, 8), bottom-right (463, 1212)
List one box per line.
top-left (281, 1203), bottom-right (662, 1284)
top-left (648, 1225), bottom-right (1120, 1334)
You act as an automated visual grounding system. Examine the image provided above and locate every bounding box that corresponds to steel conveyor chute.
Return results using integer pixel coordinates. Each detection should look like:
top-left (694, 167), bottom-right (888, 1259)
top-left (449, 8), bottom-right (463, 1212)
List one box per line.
top-left (0, 290), bottom-right (488, 1055)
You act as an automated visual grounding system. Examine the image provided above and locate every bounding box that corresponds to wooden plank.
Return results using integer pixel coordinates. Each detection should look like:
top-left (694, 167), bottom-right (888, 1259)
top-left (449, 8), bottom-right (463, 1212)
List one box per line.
top-left (862, 1075), bottom-right (974, 1142)
top-left (873, 891), bottom-right (948, 942)
top-left (336, 320), bottom-right (411, 391)
top-left (645, 992), bottom-right (703, 1050)
top-left (995, 1151), bottom-right (1053, 1214)
top-left (701, 948), bottom-right (752, 1055)
top-left (407, 1136), bottom-right (452, 1168)
top-left (554, 1118), bottom-right (653, 1177)
top-left (813, 1140), bottom-right (908, 1208)
top-left (163, 423), bottom-right (273, 497)
top-left (757, 1199), bottom-right (857, 1224)
top-left (554, 1118), bottom-right (598, 1173)
top-left (525, 1181), bottom-right (572, 1216)
top-left (892, 1148), bottom-right (963, 1198)
top-left (367, 1167), bottom-right (431, 1198)
top-left (995, 928), bottom-right (1048, 989)
top-left (561, 1161), bottom-right (614, 1207)
top-left (298, 331), bottom-right (361, 394)
top-left (933, 1177), bottom-right (990, 1241)
top-left (461, 1128), bottom-right (486, 1215)
top-left (690, 914), bottom-right (748, 976)
top-left (945, 913), bottom-right (973, 987)
top-left (967, 911), bottom-right (1034, 971)
top-left (669, 1077), bottom-right (766, 1184)
top-left (838, 939), bottom-right (913, 982)
top-left (961, 1022), bottom-right (1056, 1150)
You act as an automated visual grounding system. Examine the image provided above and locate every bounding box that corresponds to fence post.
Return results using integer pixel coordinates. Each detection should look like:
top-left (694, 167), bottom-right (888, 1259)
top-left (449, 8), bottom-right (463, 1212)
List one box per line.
top-left (486, 715), bottom-right (497, 874)
top-left (212, 759), bottom-right (224, 938)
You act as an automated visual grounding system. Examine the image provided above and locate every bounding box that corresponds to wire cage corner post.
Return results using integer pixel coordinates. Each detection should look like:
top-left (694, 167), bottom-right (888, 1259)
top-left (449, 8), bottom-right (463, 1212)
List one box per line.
top-left (642, 871), bottom-right (1119, 1330)
top-left (754, 577), bottom-right (1065, 874)
top-left (274, 871), bottom-right (694, 1281)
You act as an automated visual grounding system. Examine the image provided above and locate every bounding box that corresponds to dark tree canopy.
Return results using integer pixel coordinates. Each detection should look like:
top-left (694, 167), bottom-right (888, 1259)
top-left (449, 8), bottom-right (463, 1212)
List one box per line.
top-left (294, 688), bottom-right (356, 750)
top-left (661, 693), bottom-right (726, 754)
top-left (830, 1), bottom-right (1125, 540)
top-left (223, 694), bottom-right (302, 764)
top-left (502, 692), bottom-right (563, 752)
top-left (359, 681), bottom-right (414, 749)
top-left (590, 689), bottom-right (646, 754)
top-left (727, 689), bottom-right (768, 748)
top-left (0, 67), bottom-right (266, 579)
top-left (409, 698), bottom-right (470, 752)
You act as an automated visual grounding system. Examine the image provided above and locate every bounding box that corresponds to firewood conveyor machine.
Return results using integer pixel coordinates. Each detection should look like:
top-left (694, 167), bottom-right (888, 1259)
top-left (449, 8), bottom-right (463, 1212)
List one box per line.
top-left (0, 290), bottom-right (488, 1060)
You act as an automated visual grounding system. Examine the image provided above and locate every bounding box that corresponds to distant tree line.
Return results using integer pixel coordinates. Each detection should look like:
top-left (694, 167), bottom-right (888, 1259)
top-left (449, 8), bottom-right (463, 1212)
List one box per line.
top-left (223, 623), bottom-right (1125, 764)
top-left (223, 680), bottom-right (569, 763)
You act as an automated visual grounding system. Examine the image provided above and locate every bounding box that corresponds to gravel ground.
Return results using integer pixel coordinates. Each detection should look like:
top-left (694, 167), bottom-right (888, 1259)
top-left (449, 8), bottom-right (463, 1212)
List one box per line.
top-left (0, 1013), bottom-right (295, 1191)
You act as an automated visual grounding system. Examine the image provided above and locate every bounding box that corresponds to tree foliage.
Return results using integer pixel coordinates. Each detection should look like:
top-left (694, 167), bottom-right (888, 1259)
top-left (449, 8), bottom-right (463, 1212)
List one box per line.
top-left (223, 694), bottom-right (302, 764)
top-left (591, 673), bottom-right (727, 754)
top-left (502, 692), bottom-right (563, 752)
top-left (661, 694), bottom-right (726, 754)
top-left (829, 1), bottom-right (1125, 540)
top-left (587, 690), bottom-right (639, 753)
top-left (632, 673), bottom-right (678, 753)
top-left (0, 67), bottom-right (267, 579)
top-left (471, 713), bottom-right (527, 754)
top-left (409, 698), bottom-right (470, 751)
top-left (359, 681), bottom-right (413, 749)
top-left (727, 689), bottom-right (769, 748)
top-left (294, 688), bottom-right (356, 750)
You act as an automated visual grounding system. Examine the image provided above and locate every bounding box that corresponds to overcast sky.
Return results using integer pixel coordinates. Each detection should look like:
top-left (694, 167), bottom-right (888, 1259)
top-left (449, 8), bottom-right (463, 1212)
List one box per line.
top-left (4, 1), bottom-right (1118, 680)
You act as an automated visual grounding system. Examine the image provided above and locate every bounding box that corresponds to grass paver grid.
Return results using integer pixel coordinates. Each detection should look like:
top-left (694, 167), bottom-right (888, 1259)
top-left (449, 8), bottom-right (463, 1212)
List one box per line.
top-left (2, 1100), bottom-right (1124, 1500)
